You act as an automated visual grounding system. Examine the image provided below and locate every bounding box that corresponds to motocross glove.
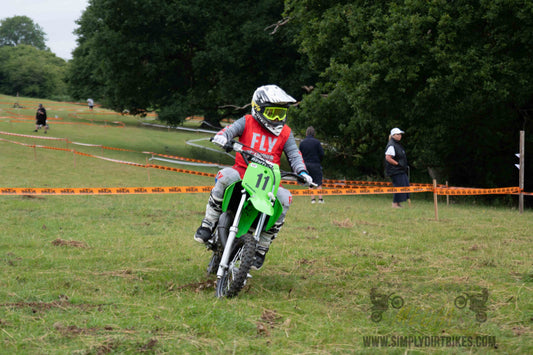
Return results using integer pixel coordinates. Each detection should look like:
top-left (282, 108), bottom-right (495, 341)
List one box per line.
top-left (212, 134), bottom-right (227, 147)
top-left (299, 171), bottom-right (313, 186)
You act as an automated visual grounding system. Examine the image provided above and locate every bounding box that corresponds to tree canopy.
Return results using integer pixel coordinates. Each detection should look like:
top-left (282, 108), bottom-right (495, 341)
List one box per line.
top-left (285, 0), bottom-right (533, 188)
top-left (0, 16), bottom-right (67, 99)
top-left (0, 45), bottom-right (68, 99)
top-left (65, 0), bottom-right (532, 190)
top-left (68, 0), bottom-right (316, 124)
top-left (0, 16), bottom-right (47, 50)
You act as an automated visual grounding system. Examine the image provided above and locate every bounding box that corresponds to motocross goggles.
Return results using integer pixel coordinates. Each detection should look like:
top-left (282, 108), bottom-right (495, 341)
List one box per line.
top-left (262, 106), bottom-right (287, 121)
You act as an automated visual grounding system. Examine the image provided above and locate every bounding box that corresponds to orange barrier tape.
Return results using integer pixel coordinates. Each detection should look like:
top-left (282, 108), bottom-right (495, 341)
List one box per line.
top-left (0, 131), bottom-right (66, 141)
top-left (0, 185), bottom-right (433, 196)
top-left (0, 132), bottom-right (527, 197)
top-left (5, 185), bottom-right (522, 196)
top-left (148, 164), bottom-right (216, 177)
top-left (1, 131), bottom-right (217, 167)
top-left (290, 186), bottom-right (433, 196)
top-left (322, 178), bottom-right (438, 188)
top-left (436, 186), bottom-right (521, 195)
top-left (1, 186), bottom-right (213, 196)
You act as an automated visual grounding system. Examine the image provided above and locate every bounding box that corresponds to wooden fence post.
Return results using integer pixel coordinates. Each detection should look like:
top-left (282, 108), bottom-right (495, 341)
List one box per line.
top-left (433, 179), bottom-right (439, 221)
top-left (519, 130), bottom-right (525, 214)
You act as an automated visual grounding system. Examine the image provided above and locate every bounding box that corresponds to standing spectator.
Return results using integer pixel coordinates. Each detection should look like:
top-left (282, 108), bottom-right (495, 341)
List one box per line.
top-left (385, 127), bottom-right (410, 208)
top-left (87, 98), bottom-right (94, 110)
top-left (34, 104), bottom-right (49, 133)
top-left (299, 126), bottom-right (325, 203)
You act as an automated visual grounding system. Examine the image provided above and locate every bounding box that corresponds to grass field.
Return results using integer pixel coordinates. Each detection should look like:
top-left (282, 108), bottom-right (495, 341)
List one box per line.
top-left (0, 94), bottom-right (531, 354)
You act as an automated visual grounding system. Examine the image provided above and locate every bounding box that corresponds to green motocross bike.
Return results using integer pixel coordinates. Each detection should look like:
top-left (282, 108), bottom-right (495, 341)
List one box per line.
top-left (205, 139), bottom-right (314, 298)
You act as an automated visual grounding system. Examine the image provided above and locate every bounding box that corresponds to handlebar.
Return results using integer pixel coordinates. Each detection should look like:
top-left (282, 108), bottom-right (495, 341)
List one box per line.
top-left (211, 138), bottom-right (317, 188)
top-left (281, 171), bottom-right (318, 188)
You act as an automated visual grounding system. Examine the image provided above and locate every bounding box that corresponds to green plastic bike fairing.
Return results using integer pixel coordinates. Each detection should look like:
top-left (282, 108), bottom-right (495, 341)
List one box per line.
top-left (221, 162), bottom-right (283, 238)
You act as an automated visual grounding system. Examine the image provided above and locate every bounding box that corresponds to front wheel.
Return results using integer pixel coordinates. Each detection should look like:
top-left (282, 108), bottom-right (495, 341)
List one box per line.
top-left (216, 234), bottom-right (256, 298)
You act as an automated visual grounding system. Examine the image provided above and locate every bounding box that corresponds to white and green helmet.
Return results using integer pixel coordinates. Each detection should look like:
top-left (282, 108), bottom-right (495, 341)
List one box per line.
top-left (251, 85), bottom-right (296, 136)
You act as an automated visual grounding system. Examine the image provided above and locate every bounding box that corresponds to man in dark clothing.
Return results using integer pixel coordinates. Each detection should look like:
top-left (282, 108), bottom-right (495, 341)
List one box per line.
top-left (34, 104), bottom-right (49, 133)
top-left (385, 127), bottom-right (410, 207)
top-left (299, 126), bottom-right (325, 203)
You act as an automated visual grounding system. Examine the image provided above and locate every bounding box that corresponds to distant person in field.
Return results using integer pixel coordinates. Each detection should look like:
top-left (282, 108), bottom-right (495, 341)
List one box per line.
top-left (299, 126), bottom-right (325, 203)
top-left (385, 127), bottom-right (410, 208)
top-left (87, 98), bottom-right (94, 110)
top-left (34, 104), bottom-right (49, 133)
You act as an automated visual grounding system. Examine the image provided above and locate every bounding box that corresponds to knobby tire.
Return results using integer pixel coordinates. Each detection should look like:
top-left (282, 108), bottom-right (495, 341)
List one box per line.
top-left (216, 234), bottom-right (256, 298)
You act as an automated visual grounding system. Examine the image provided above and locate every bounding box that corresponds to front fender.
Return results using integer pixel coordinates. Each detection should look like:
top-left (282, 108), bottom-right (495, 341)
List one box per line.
top-left (264, 199), bottom-right (283, 231)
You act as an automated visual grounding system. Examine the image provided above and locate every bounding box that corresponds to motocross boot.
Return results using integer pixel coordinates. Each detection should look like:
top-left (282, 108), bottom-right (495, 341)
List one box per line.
top-left (252, 220), bottom-right (283, 270)
top-left (194, 221), bottom-right (215, 243)
top-left (194, 192), bottom-right (222, 244)
top-left (252, 245), bottom-right (269, 270)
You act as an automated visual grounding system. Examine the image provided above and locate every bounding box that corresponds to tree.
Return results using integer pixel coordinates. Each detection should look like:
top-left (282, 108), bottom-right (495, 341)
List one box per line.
top-left (0, 45), bottom-right (68, 98)
top-left (68, 0), bottom-right (316, 124)
top-left (286, 0), bottom-right (533, 189)
top-left (66, 4), bottom-right (105, 103)
top-left (0, 16), bottom-right (47, 50)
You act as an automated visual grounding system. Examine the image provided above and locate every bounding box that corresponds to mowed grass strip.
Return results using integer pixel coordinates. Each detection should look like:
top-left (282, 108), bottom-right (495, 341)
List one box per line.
top-left (0, 94), bottom-right (531, 354)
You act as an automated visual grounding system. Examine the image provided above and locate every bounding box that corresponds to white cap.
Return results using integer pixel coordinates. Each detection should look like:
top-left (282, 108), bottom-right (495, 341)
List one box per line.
top-left (390, 128), bottom-right (404, 135)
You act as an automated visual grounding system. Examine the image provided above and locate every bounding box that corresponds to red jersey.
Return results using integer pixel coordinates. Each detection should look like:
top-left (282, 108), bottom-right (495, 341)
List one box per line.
top-left (232, 115), bottom-right (292, 177)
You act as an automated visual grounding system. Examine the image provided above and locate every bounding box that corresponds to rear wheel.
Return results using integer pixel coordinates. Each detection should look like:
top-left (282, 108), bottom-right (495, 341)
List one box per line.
top-left (216, 234), bottom-right (256, 298)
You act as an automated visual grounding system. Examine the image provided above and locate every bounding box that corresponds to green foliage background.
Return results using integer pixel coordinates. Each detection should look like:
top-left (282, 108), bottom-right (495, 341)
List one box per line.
top-left (285, 0), bottom-right (533, 189)
top-left (0, 16), bottom-right (47, 49)
top-left (0, 45), bottom-right (68, 99)
top-left (1, 1), bottom-right (533, 192)
top-left (0, 16), bottom-right (68, 100)
top-left (68, 0), bottom-right (317, 123)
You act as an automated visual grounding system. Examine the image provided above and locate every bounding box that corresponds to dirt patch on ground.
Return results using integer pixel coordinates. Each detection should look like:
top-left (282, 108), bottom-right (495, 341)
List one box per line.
top-left (256, 309), bottom-right (290, 337)
top-left (297, 258), bottom-right (316, 266)
top-left (88, 337), bottom-right (157, 354)
top-left (93, 269), bottom-right (141, 280)
top-left (0, 300), bottom-right (106, 312)
top-left (332, 218), bottom-right (354, 228)
top-left (54, 322), bottom-right (114, 336)
top-left (51, 238), bottom-right (88, 248)
top-left (22, 195), bottom-right (45, 200)
top-left (53, 325), bottom-right (157, 353)
top-left (261, 309), bottom-right (281, 324)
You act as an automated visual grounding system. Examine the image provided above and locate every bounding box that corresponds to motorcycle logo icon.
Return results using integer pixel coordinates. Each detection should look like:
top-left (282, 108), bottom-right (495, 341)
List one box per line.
top-left (454, 288), bottom-right (489, 323)
top-left (370, 288), bottom-right (404, 322)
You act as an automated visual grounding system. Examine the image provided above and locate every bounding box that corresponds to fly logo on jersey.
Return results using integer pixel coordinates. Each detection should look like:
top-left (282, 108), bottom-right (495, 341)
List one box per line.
top-left (250, 133), bottom-right (277, 153)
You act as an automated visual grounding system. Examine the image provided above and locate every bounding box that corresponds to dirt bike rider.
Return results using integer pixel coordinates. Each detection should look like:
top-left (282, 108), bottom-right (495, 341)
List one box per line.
top-left (194, 84), bottom-right (313, 270)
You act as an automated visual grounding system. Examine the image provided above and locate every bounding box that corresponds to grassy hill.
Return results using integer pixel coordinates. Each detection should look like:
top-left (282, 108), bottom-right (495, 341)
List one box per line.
top-left (0, 94), bottom-right (531, 354)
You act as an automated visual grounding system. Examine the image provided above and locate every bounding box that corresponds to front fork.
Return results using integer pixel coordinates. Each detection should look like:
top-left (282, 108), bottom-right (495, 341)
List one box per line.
top-left (217, 190), bottom-right (246, 279)
top-left (216, 190), bottom-right (268, 279)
